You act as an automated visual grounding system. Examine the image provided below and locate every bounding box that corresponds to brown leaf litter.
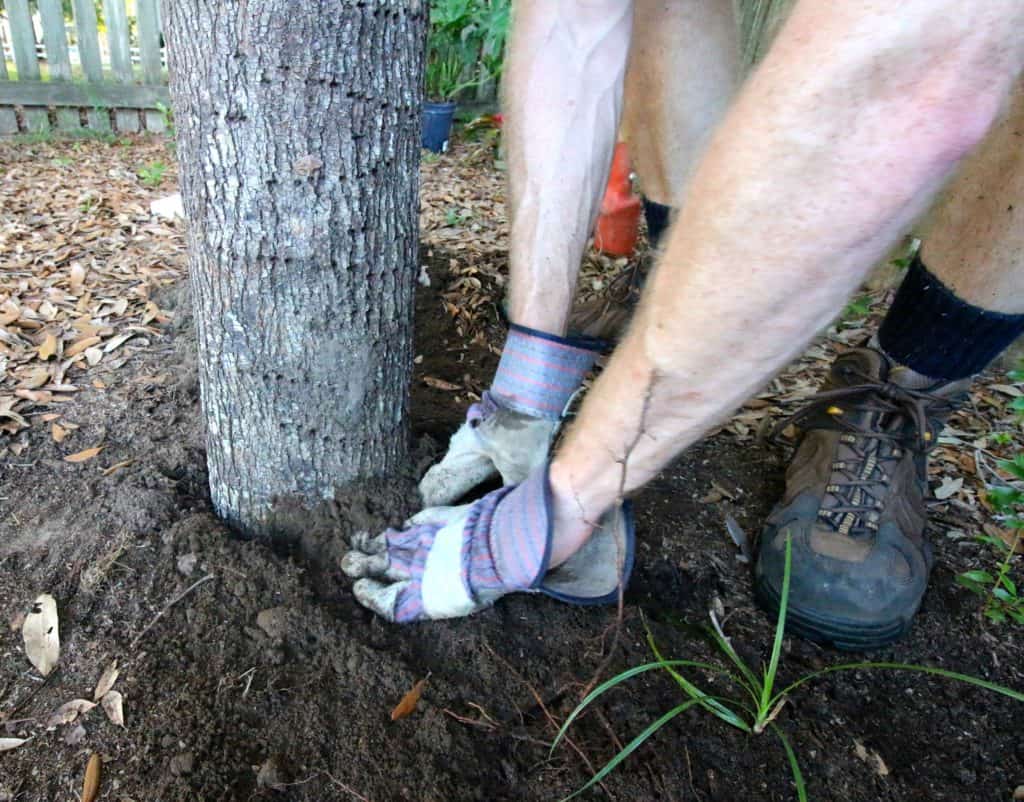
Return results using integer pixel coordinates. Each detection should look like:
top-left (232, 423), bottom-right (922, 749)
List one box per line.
top-left (0, 137), bottom-right (185, 455)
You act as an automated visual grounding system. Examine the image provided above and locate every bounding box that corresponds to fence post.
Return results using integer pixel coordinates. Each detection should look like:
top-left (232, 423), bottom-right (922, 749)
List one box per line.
top-left (68, 0), bottom-right (110, 130)
top-left (102, 0), bottom-right (139, 131)
top-left (137, 0), bottom-right (166, 130)
top-left (103, 0), bottom-right (133, 82)
top-left (6, 0), bottom-right (49, 132)
top-left (39, 0), bottom-right (73, 81)
top-left (0, 23), bottom-right (9, 80)
top-left (72, 0), bottom-right (104, 82)
top-left (6, 0), bottom-right (41, 81)
top-left (0, 28), bottom-right (14, 133)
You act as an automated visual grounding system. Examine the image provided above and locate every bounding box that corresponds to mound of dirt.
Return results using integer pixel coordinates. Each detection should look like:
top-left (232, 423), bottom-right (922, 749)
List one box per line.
top-left (1, 265), bottom-right (1022, 802)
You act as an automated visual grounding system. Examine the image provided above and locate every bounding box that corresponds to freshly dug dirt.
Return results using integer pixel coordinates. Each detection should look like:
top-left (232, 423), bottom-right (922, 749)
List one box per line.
top-left (1, 261), bottom-right (1022, 802)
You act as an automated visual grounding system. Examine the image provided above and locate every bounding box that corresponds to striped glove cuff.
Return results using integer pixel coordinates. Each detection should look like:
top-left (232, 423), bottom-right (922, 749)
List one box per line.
top-left (490, 324), bottom-right (602, 420)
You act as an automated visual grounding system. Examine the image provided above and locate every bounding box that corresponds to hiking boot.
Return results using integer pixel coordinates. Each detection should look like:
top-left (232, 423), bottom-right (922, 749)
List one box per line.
top-left (754, 347), bottom-right (970, 650)
top-left (567, 254), bottom-right (651, 341)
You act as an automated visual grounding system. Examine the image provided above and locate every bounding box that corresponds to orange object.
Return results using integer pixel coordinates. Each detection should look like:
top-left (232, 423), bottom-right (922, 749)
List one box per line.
top-left (594, 142), bottom-right (641, 257)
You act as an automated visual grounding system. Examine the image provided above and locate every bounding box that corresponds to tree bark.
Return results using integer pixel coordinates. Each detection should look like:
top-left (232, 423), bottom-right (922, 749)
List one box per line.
top-left (164, 0), bottom-right (426, 537)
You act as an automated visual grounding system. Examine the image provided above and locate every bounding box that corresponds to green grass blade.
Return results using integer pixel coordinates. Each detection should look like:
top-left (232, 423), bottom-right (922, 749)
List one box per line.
top-left (646, 628), bottom-right (752, 732)
top-left (760, 535), bottom-right (792, 718)
top-left (770, 723), bottom-right (808, 802)
top-left (706, 620), bottom-right (763, 706)
top-left (559, 700), bottom-right (701, 802)
top-left (771, 661), bottom-right (1024, 708)
top-left (552, 660), bottom-right (746, 752)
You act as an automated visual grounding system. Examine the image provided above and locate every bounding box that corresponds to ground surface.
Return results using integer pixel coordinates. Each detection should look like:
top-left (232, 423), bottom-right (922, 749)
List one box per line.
top-left (1, 136), bottom-right (1022, 802)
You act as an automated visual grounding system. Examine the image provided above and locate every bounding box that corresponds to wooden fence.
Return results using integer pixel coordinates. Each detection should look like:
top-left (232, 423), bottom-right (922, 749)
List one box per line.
top-left (0, 0), bottom-right (169, 135)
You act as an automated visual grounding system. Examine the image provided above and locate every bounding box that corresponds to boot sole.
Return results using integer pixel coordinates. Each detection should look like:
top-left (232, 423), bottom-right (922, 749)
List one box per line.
top-left (754, 576), bottom-right (914, 651)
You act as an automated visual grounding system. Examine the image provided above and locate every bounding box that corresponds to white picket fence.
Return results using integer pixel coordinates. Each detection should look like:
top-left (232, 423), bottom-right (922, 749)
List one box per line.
top-left (0, 0), bottom-right (170, 135)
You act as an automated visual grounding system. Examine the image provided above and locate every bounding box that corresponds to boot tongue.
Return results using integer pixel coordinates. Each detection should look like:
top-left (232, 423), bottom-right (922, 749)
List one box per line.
top-left (828, 348), bottom-right (888, 388)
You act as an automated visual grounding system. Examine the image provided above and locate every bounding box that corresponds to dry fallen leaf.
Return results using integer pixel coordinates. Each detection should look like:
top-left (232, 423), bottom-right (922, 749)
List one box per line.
top-left (52, 422), bottom-right (69, 443)
top-left (934, 476), bottom-right (964, 501)
top-left (82, 753), bottom-right (101, 802)
top-left (84, 347), bottom-right (104, 367)
top-left (101, 690), bottom-right (124, 727)
top-left (65, 446), bottom-right (103, 464)
top-left (853, 740), bottom-right (890, 777)
top-left (69, 263), bottom-right (87, 292)
top-left (391, 675), bottom-right (429, 721)
top-left (38, 332), bottom-right (58, 361)
top-left (65, 724), bottom-right (87, 746)
top-left (46, 699), bottom-right (97, 728)
top-left (101, 459), bottom-right (135, 477)
top-left (93, 660), bottom-right (120, 701)
top-left (65, 336), bottom-right (101, 358)
top-left (423, 376), bottom-right (460, 392)
top-left (0, 737), bottom-right (31, 752)
top-left (22, 593), bottom-right (60, 676)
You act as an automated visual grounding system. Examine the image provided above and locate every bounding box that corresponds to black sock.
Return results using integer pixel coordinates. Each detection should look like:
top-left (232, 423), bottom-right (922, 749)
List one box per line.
top-left (642, 198), bottom-right (672, 251)
top-left (877, 255), bottom-right (1024, 381)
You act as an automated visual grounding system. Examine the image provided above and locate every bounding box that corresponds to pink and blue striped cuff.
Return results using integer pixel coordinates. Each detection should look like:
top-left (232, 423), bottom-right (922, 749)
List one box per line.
top-left (463, 466), bottom-right (551, 599)
top-left (490, 324), bottom-right (602, 420)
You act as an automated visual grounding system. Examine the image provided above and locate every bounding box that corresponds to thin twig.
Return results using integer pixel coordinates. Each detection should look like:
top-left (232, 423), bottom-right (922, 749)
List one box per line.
top-left (581, 372), bottom-right (659, 700)
top-left (483, 641), bottom-right (613, 799)
top-left (442, 707), bottom-right (552, 748)
top-left (131, 574), bottom-right (216, 648)
top-left (325, 771), bottom-right (373, 802)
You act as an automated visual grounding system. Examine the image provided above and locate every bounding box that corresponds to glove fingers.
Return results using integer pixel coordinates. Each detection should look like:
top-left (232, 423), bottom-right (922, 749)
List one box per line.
top-left (353, 578), bottom-right (410, 622)
top-left (349, 530), bottom-right (387, 554)
top-left (341, 549), bottom-right (391, 579)
top-left (419, 423), bottom-right (499, 507)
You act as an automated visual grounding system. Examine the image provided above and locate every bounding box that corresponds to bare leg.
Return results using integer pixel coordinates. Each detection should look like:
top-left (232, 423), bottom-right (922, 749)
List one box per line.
top-left (921, 79), bottom-right (1024, 314)
top-left (546, 0), bottom-right (1024, 563)
top-left (622, 0), bottom-right (740, 207)
top-left (504, 0), bottom-right (634, 335)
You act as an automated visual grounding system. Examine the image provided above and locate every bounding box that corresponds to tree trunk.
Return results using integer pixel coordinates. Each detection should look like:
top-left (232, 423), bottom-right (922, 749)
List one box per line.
top-left (164, 0), bottom-right (426, 538)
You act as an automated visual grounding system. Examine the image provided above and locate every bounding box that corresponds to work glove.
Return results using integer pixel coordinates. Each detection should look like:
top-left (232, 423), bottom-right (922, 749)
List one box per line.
top-left (419, 324), bottom-right (603, 507)
top-left (342, 465), bottom-right (634, 622)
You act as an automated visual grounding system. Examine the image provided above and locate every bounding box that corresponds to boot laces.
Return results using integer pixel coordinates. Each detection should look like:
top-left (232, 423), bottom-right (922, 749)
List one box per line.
top-left (771, 367), bottom-right (954, 538)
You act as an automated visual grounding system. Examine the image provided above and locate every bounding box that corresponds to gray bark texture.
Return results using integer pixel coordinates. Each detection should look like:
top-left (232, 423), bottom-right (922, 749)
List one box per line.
top-left (164, 0), bottom-right (426, 538)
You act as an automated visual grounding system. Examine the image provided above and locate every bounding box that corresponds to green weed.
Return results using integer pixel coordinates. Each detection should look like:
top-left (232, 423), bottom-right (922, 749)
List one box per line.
top-left (956, 364), bottom-right (1024, 624)
top-left (444, 207), bottom-right (472, 227)
top-left (841, 294), bottom-right (872, 322)
top-left (137, 161), bottom-right (168, 188)
top-left (555, 538), bottom-right (1024, 801)
top-left (154, 101), bottom-right (175, 135)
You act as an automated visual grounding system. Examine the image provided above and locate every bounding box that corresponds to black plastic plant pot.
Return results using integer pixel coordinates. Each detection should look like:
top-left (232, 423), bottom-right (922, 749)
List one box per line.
top-left (422, 101), bottom-right (456, 153)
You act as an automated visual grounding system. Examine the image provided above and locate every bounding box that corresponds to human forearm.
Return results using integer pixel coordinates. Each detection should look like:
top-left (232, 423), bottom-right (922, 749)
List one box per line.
top-left (549, 0), bottom-right (1024, 549)
top-left (504, 0), bottom-right (633, 334)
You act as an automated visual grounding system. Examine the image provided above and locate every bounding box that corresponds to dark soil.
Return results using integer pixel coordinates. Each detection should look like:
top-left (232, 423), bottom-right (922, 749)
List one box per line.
top-left (1, 256), bottom-right (1021, 802)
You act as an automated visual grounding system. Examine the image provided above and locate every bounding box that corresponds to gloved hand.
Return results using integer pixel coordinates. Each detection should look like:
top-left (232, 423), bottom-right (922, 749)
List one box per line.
top-left (419, 324), bottom-right (603, 507)
top-left (343, 465), bottom-right (635, 623)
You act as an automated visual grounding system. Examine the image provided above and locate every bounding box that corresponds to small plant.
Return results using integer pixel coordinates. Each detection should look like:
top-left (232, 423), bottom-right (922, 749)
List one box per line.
top-left (154, 101), bottom-right (175, 135)
top-left (424, 46), bottom-right (481, 102)
top-left (424, 0), bottom-right (508, 101)
top-left (137, 161), bottom-right (168, 188)
top-left (555, 538), bottom-right (1024, 801)
top-left (841, 293), bottom-right (872, 322)
top-left (956, 364), bottom-right (1024, 624)
top-left (444, 207), bottom-right (472, 227)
